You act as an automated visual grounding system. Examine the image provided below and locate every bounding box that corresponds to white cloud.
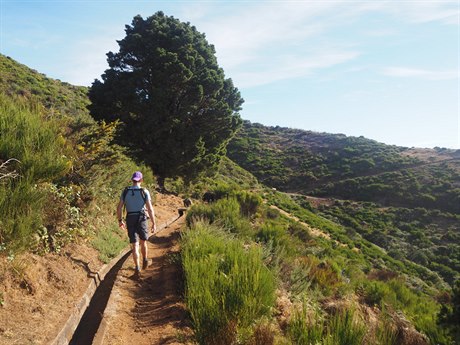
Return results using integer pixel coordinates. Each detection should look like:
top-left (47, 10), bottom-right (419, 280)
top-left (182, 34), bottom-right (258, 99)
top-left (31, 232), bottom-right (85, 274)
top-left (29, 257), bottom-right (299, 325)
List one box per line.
top-left (386, 2), bottom-right (459, 24)
top-left (43, 1), bottom-right (460, 88)
top-left (185, 1), bottom-right (458, 89)
top-left (383, 66), bottom-right (458, 80)
top-left (234, 49), bottom-right (360, 88)
top-left (188, 2), bottom-right (368, 87)
top-left (59, 28), bottom-right (122, 86)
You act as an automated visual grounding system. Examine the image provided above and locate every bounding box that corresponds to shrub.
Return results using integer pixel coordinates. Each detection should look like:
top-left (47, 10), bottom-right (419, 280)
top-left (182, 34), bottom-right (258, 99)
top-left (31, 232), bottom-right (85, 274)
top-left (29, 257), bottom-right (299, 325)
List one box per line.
top-left (181, 221), bottom-right (276, 344)
top-left (324, 309), bottom-right (366, 345)
top-left (375, 315), bottom-right (398, 345)
top-left (186, 197), bottom-right (253, 236)
top-left (288, 222), bottom-right (312, 242)
top-left (256, 222), bottom-right (287, 249)
top-left (0, 95), bottom-right (68, 252)
top-left (234, 190), bottom-right (262, 217)
top-left (91, 223), bottom-right (126, 263)
top-left (362, 280), bottom-right (393, 307)
top-left (288, 304), bottom-right (324, 345)
top-left (288, 306), bottom-right (366, 345)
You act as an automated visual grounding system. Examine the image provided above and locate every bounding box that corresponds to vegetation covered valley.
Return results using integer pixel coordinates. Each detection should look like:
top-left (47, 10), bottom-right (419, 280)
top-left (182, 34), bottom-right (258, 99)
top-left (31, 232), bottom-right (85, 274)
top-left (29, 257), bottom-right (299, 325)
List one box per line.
top-left (228, 122), bottom-right (460, 287)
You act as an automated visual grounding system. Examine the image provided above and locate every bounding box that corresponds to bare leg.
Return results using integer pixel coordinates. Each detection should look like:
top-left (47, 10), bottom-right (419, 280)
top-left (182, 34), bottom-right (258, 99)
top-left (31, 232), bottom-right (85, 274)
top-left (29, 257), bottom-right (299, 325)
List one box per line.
top-left (131, 242), bottom-right (140, 270)
top-left (140, 240), bottom-right (148, 268)
top-left (140, 240), bottom-right (148, 260)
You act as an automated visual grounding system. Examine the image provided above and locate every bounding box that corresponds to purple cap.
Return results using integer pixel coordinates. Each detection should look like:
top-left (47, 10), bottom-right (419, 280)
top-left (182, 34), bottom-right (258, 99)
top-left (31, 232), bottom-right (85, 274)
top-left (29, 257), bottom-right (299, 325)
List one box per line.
top-left (131, 171), bottom-right (143, 181)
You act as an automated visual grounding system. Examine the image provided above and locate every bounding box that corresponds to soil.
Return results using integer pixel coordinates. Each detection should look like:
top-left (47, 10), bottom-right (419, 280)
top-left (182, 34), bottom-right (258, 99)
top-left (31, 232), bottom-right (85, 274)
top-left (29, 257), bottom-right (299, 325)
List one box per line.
top-left (95, 213), bottom-right (193, 345)
top-left (0, 193), bottom-right (190, 345)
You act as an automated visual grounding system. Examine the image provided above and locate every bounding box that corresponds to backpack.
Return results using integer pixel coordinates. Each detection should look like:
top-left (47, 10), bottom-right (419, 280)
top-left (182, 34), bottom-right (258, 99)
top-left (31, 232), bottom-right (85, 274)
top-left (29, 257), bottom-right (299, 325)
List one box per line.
top-left (122, 187), bottom-right (148, 208)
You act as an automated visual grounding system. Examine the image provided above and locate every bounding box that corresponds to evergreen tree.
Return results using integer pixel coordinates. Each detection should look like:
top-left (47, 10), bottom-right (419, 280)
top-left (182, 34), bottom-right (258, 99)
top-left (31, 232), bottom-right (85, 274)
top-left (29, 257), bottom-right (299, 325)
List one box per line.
top-left (89, 12), bottom-right (243, 184)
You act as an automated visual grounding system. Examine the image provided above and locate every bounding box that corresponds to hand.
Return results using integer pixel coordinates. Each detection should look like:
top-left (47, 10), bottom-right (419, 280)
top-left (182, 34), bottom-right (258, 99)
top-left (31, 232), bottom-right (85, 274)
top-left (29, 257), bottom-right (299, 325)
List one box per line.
top-left (151, 223), bottom-right (157, 233)
top-left (118, 220), bottom-right (125, 229)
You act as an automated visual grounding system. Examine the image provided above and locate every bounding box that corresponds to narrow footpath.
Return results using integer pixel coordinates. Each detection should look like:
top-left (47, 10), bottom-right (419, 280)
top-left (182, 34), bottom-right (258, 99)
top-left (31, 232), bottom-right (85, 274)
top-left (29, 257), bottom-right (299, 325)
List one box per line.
top-left (92, 196), bottom-right (192, 345)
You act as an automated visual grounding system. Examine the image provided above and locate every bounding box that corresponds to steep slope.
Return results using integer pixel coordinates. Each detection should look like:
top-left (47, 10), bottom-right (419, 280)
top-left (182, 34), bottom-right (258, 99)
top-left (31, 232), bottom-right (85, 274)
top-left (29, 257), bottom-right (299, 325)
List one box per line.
top-left (0, 54), bottom-right (90, 121)
top-left (0, 193), bottom-right (184, 345)
top-left (228, 121), bottom-right (460, 287)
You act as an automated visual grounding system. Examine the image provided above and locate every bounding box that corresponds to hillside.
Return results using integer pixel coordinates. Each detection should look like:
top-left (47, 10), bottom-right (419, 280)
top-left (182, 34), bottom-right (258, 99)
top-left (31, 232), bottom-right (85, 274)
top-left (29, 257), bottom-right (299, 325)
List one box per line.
top-left (228, 121), bottom-right (460, 213)
top-left (228, 121), bottom-right (460, 287)
top-left (1, 55), bottom-right (459, 344)
top-left (0, 54), bottom-right (91, 121)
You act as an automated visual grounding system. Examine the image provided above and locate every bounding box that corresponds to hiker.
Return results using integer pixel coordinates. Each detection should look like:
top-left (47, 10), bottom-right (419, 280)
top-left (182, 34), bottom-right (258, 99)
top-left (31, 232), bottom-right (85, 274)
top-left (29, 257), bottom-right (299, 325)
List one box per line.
top-left (116, 171), bottom-right (156, 277)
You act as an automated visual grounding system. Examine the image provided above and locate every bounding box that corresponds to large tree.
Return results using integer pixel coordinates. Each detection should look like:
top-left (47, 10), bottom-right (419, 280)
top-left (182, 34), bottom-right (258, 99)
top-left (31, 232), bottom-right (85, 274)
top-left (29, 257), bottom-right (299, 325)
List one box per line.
top-left (89, 12), bottom-right (243, 184)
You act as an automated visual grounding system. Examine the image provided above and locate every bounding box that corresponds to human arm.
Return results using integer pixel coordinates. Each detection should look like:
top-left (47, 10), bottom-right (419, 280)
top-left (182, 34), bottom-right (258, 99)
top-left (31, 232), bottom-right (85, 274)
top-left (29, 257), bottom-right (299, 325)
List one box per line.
top-left (146, 199), bottom-right (156, 233)
top-left (116, 199), bottom-right (125, 228)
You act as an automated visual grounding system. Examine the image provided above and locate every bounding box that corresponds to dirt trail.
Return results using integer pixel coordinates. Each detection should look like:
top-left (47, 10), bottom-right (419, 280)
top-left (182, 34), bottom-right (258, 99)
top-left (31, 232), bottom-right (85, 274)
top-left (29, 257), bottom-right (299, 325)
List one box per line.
top-left (269, 205), bottom-right (330, 240)
top-left (0, 193), bottom-right (190, 345)
top-left (94, 196), bottom-right (192, 345)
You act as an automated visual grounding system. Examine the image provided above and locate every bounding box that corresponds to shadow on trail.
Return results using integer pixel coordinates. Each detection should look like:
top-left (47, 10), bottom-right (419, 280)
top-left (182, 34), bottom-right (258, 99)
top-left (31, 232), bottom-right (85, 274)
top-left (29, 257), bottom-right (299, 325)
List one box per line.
top-left (66, 214), bottom-right (185, 345)
top-left (69, 251), bottom-right (131, 345)
top-left (149, 230), bottom-right (181, 246)
top-left (133, 230), bottom-right (189, 333)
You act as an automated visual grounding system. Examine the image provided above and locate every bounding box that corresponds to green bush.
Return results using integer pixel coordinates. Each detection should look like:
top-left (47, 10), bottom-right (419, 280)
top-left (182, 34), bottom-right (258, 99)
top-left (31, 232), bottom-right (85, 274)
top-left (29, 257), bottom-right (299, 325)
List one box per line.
top-left (256, 222), bottom-right (287, 249)
top-left (288, 306), bottom-right (366, 345)
top-left (91, 223), bottom-right (126, 263)
top-left (234, 190), bottom-right (262, 217)
top-left (359, 278), bottom-right (451, 344)
top-left (0, 95), bottom-right (68, 181)
top-left (0, 95), bottom-right (68, 252)
top-left (288, 304), bottom-right (324, 345)
top-left (362, 280), bottom-right (392, 307)
top-left (375, 315), bottom-right (398, 345)
top-left (186, 197), bottom-right (253, 236)
top-left (181, 221), bottom-right (276, 344)
top-left (324, 309), bottom-right (366, 345)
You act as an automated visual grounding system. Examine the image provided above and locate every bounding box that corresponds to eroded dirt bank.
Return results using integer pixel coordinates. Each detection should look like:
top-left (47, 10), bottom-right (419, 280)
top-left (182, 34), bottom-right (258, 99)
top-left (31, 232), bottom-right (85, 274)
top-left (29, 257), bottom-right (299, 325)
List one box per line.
top-left (0, 193), bottom-right (186, 345)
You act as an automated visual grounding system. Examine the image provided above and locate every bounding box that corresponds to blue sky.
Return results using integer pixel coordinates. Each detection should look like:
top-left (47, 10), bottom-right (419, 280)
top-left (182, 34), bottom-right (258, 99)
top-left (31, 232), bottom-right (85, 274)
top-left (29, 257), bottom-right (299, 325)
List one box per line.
top-left (1, 0), bottom-right (459, 149)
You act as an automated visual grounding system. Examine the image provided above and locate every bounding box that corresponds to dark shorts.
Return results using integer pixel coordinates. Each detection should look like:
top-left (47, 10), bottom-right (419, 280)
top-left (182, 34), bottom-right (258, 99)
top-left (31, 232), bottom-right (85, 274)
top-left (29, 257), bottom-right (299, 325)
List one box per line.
top-left (126, 212), bottom-right (149, 243)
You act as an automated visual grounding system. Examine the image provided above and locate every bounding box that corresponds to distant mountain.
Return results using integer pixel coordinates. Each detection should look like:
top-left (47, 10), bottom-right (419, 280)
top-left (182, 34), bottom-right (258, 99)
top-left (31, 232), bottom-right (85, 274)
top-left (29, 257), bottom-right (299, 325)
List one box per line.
top-left (228, 121), bottom-right (460, 213)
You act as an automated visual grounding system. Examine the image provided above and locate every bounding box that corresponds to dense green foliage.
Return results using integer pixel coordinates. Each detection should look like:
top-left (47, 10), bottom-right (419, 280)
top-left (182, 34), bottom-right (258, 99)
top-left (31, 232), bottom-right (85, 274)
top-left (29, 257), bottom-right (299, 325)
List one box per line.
top-left (228, 121), bottom-right (460, 214)
top-left (2, 50), bottom-right (458, 344)
top-left (0, 95), bottom-right (69, 251)
top-left (315, 200), bottom-right (460, 285)
top-left (0, 54), bottom-right (91, 120)
top-left (181, 184), bottom-right (453, 344)
top-left (182, 221), bottom-right (275, 344)
top-left (163, 156), bottom-right (259, 199)
top-left (289, 308), bottom-right (367, 345)
top-left (89, 12), bottom-right (243, 183)
top-left (228, 121), bottom-right (459, 288)
top-left (313, 163), bottom-right (460, 214)
top-left (0, 54), bottom-right (153, 257)
top-left (228, 121), bottom-right (417, 190)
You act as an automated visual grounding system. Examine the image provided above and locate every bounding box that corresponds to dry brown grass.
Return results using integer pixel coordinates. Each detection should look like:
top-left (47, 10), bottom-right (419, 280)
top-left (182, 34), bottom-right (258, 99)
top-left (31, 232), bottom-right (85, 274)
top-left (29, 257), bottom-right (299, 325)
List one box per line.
top-left (368, 269), bottom-right (399, 282)
top-left (248, 320), bottom-right (277, 345)
top-left (274, 289), bottom-right (293, 331)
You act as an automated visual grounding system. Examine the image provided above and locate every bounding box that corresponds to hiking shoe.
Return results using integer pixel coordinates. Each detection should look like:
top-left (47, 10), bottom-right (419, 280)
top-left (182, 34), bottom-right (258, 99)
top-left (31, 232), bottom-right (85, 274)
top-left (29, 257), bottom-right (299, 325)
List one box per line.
top-left (132, 267), bottom-right (141, 280)
top-left (142, 259), bottom-right (149, 270)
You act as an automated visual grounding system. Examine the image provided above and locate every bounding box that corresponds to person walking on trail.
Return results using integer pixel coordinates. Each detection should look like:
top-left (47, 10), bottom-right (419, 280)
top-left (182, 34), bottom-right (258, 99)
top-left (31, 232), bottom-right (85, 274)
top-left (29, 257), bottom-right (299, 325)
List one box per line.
top-left (117, 171), bottom-right (156, 278)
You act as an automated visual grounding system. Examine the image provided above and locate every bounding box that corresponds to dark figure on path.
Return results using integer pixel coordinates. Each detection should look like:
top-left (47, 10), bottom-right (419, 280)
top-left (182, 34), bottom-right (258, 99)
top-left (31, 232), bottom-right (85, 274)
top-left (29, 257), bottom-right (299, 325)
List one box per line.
top-left (117, 171), bottom-right (156, 279)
